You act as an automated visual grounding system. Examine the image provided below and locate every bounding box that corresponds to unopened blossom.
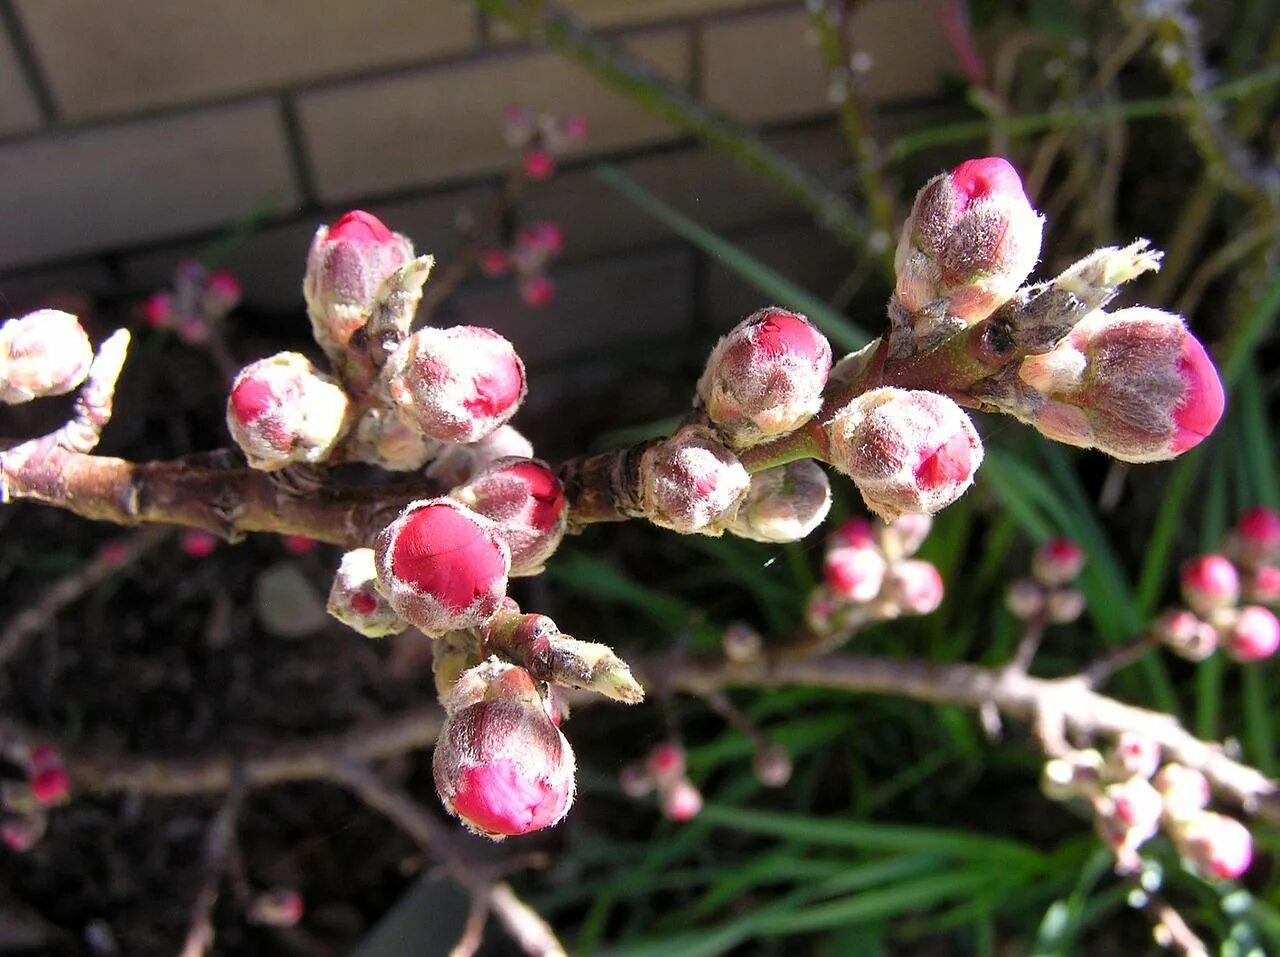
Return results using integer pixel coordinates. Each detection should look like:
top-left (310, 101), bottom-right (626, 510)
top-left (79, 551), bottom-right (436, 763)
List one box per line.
top-left (1179, 554), bottom-right (1240, 615)
top-left (824, 546), bottom-right (887, 603)
top-left (452, 458), bottom-right (567, 575)
top-left (1108, 732), bottom-right (1160, 781)
top-left (1233, 507), bottom-right (1280, 565)
top-left (327, 548), bottom-right (407, 638)
top-left (1172, 811), bottom-right (1253, 880)
top-left (877, 513), bottom-right (932, 561)
top-left (639, 428), bottom-right (751, 535)
top-left (1152, 764), bottom-right (1209, 820)
top-left (1033, 538), bottom-right (1085, 587)
top-left (424, 425), bottom-right (535, 487)
top-left (350, 407), bottom-right (438, 472)
top-left (1153, 609), bottom-right (1218, 661)
top-left (880, 559), bottom-right (945, 616)
top-left (1222, 606), bottom-right (1280, 662)
top-left (0, 309), bottom-right (93, 404)
top-left (226, 352), bottom-right (350, 471)
top-left (659, 778), bottom-right (703, 822)
top-left (728, 459), bottom-right (832, 543)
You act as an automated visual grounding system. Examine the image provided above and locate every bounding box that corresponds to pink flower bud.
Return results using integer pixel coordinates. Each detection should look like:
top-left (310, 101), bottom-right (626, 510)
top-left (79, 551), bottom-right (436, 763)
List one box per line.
top-left (433, 663), bottom-right (575, 839)
top-left (728, 460), bottom-right (832, 543)
top-left (519, 274), bottom-right (555, 308)
top-left (1099, 778), bottom-right (1163, 853)
top-left (1109, 732), bottom-right (1160, 781)
top-left (1180, 555), bottom-right (1240, 615)
top-left (697, 308), bottom-right (832, 448)
top-left (825, 387), bottom-right (983, 520)
top-left (877, 513), bottom-right (932, 561)
top-left (1172, 811), bottom-right (1253, 880)
top-left (1033, 538), bottom-right (1085, 587)
top-left (619, 763), bottom-right (655, 798)
top-left (479, 247), bottom-right (511, 277)
top-left (98, 540), bottom-right (132, 567)
top-left (894, 157), bottom-right (1043, 324)
top-left (753, 744), bottom-right (792, 788)
top-left (282, 535), bottom-right (317, 555)
top-left (1222, 605), bottom-right (1280, 662)
top-left (226, 352), bottom-right (350, 471)
top-left (880, 559), bottom-right (945, 615)
top-left (385, 326), bottom-right (526, 444)
top-left (204, 270), bottom-right (242, 314)
top-left (1234, 507), bottom-right (1280, 566)
top-left (451, 458), bottom-right (567, 576)
top-left (303, 210), bottom-right (415, 357)
top-left (374, 498), bottom-right (511, 636)
top-left (1246, 566), bottom-right (1280, 604)
top-left (1045, 587), bottom-right (1085, 624)
top-left (523, 148), bottom-right (555, 180)
top-left (1017, 308), bottom-right (1225, 463)
top-left (517, 221), bottom-right (565, 257)
top-left (425, 424), bottom-right (535, 487)
top-left (248, 888), bottom-right (305, 928)
top-left (180, 530), bottom-right (218, 559)
top-left (722, 621), bottom-right (764, 662)
top-left (1005, 578), bottom-right (1045, 619)
top-left (829, 518), bottom-right (876, 550)
top-left (639, 429), bottom-right (751, 535)
top-left (1154, 609), bottom-right (1218, 661)
top-left (143, 291), bottom-right (174, 329)
top-left (327, 548), bottom-right (408, 638)
top-left (1, 815), bottom-right (44, 852)
top-left (646, 742), bottom-right (686, 782)
top-left (1152, 764), bottom-right (1210, 820)
top-left (659, 778), bottom-right (703, 822)
top-left (824, 546), bottom-right (887, 603)
top-left (350, 407), bottom-right (438, 472)
top-left (30, 766), bottom-right (69, 806)
top-left (0, 309), bottom-right (94, 404)
top-left (560, 114), bottom-right (589, 140)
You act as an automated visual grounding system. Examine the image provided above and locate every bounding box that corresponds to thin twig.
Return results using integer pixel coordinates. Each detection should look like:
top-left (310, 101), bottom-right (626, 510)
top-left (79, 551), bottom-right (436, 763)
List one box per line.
top-left (178, 771), bottom-right (247, 957)
top-left (1008, 613), bottom-right (1048, 674)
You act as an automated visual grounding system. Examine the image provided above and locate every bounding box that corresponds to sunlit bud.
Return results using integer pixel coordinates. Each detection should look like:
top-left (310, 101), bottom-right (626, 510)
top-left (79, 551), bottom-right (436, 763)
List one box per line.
top-left (824, 546), bottom-right (887, 603)
top-left (0, 310), bottom-right (94, 404)
top-left (327, 548), bottom-right (408, 638)
top-left (646, 742), bottom-right (686, 783)
top-left (30, 767), bottom-right (69, 807)
top-left (825, 388), bottom-right (983, 520)
top-left (1005, 578), bottom-right (1045, 620)
top-left (728, 460), bottom-right (831, 543)
top-left (1, 815), bottom-right (45, 852)
top-left (303, 210), bottom-right (414, 358)
top-left (1040, 748), bottom-right (1104, 801)
top-left (1180, 555), bottom-right (1240, 615)
top-left (880, 559), bottom-right (945, 615)
top-left (519, 274), bottom-right (555, 308)
top-left (180, 530), bottom-right (218, 559)
top-left (433, 662), bottom-right (575, 839)
top-left (1016, 307), bottom-right (1225, 463)
top-left (1154, 609), bottom-right (1219, 662)
top-left (523, 148), bottom-right (555, 180)
top-left (1152, 764), bottom-right (1210, 820)
top-left (452, 458), bottom-right (567, 575)
top-left (1108, 733), bottom-right (1160, 781)
top-left (753, 744), bottom-right (793, 788)
top-left (424, 425), bottom-right (535, 487)
top-left (619, 763), bottom-right (655, 798)
top-left (248, 888), bottom-right (305, 928)
top-left (385, 326), bottom-right (526, 444)
top-left (894, 157), bottom-right (1043, 324)
top-left (659, 778), bottom-right (703, 822)
top-left (226, 352), bottom-right (350, 471)
top-left (877, 513), bottom-right (932, 562)
top-left (1222, 605), bottom-right (1280, 662)
top-left (1033, 538), bottom-right (1085, 587)
top-left (1234, 507), bottom-right (1280, 565)
top-left (1045, 587), bottom-right (1085, 624)
top-left (1171, 811), bottom-right (1253, 880)
top-left (829, 517), bottom-right (876, 550)
top-left (1245, 566), bottom-right (1280, 604)
top-left (697, 308), bottom-right (832, 448)
top-left (350, 407), bottom-right (438, 471)
top-left (479, 247), bottom-right (511, 277)
top-left (722, 621), bottom-right (764, 663)
top-left (1099, 778), bottom-right (1163, 853)
top-left (374, 498), bottom-right (510, 635)
top-left (639, 428), bottom-right (751, 535)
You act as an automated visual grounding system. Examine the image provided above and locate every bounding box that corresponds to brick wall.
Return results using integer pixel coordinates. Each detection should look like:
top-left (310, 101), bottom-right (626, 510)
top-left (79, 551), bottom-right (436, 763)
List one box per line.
top-left (0, 0), bottom-right (959, 386)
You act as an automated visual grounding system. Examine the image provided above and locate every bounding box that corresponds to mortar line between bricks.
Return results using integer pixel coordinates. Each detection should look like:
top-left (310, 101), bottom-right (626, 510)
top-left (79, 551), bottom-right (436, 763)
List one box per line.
top-left (0, 0), bottom-right (58, 123)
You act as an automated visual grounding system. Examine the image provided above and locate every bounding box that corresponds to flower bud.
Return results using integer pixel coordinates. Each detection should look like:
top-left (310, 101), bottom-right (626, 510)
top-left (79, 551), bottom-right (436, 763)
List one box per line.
top-left (0, 309), bottom-right (93, 404)
top-left (303, 210), bottom-right (415, 358)
top-left (1246, 566), bottom-right (1280, 605)
top-left (825, 388), bottom-right (983, 520)
top-left (659, 778), bottom-right (703, 822)
top-left (697, 308), bottom-right (832, 448)
top-left (1045, 587), bottom-right (1085, 624)
top-left (728, 460), bottom-right (831, 543)
top-left (646, 742), bottom-right (686, 782)
top-left (829, 517), bottom-right (875, 550)
top-left (1, 815), bottom-right (44, 852)
top-left (519, 274), bottom-right (555, 308)
top-left (226, 352), bottom-right (350, 471)
top-left (1222, 605), bottom-right (1280, 662)
top-left (181, 530), bottom-right (217, 559)
top-left (385, 326), bottom-right (526, 444)
top-left (1041, 748), bottom-right (1104, 801)
top-left (639, 428), bottom-right (751, 535)
top-left (433, 661), bottom-right (575, 839)
top-left (753, 744), bottom-right (793, 788)
top-left (1005, 578), bottom-right (1045, 620)
top-left (877, 513), bottom-right (932, 561)
top-left (248, 889), bottom-right (305, 928)
top-left (1234, 507), bottom-right (1280, 566)
top-left (824, 546), bottom-right (887, 603)
top-left (1171, 811), bottom-right (1252, 880)
top-left (349, 407), bottom-right (438, 472)
top-left (1154, 609), bottom-right (1218, 662)
top-left (1097, 778), bottom-right (1163, 854)
top-left (1016, 307), bottom-right (1225, 463)
top-left (451, 458), bottom-right (567, 575)
top-left (1152, 764), bottom-right (1210, 820)
top-left (1033, 538), bottom-right (1085, 587)
top-left (374, 498), bottom-right (510, 635)
top-left (523, 148), bottom-right (555, 180)
top-left (1108, 732), bottom-right (1160, 781)
top-left (722, 621), bottom-right (764, 663)
top-left (893, 157), bottom-right (1043, 324)
top-left (425, 425), bottom-right (535, 487)
top-left (880, 559), bottom-right (945, 616)
top-left (1180, 555), bottom-right (1240, 615)
top-left (327, 548), bottom-right (408, 638)
top-left (30, 766), bottom-right (69, 807)
top-left (479, 247), bottom-right (511, 277)
top-left (619, 763), bottom-right (655, 798)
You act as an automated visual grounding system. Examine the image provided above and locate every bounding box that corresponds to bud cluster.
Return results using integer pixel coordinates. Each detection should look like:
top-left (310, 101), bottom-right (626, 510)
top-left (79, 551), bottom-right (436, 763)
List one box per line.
top-left (142, 258), bottom-right (241, 345)
top-left (502, 103), bottom-right (589, 182)
top-left (1, 744), bottom-right (69, 853)
top-left (1041, 735), bottom-right (1251, 880)
top-left (618, 741), bottom-right (704, 823)
top-left (1004, 537), bottom-right (1086, 625)
top-left (479, 220), bottom-right (565, 308)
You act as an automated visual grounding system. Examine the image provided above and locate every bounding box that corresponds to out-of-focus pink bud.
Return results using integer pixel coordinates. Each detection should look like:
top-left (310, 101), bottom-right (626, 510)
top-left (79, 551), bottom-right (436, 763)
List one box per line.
top-left (503, 103), bottom-right (536, 146)
top-left (424, 424), bottom-right (535, 488)
top-left (1246, 566), bottom-right (1280, 604)
top-left (479, 247), bottom-right (512, 277)
top-left (1108, 732), bottom-right (1160, 781)
top-left (877, 513), bottom-right (932, 561)
top-left (639, 428), bottom-right (751, 535)
top-left (519, 274), bottom-right (555, 308)
top-left (893, 157), bottom-right (1043, 324)
top-left (248, 888), bottom-right (305, 927)
top-left (1045, 587), bottom-right (1085, 624)
top-left (1180, 554), bottom-right (1240, 616)
top-left (1172, 811), bottom-right (1253, 880)
top-left (282, 535), bottom-right (317, 555)
top-left (327, 548), bottom-right (407, 638)
top-left (1154, 609), bottom-right (1218, 661)
top-left (433, 661), bottom-right (575, 839)
top-left (204, 270), bottom-right (242, 314)
top-left (619, 763), bottom-right (655, 798)
top-left (1233, 506), bottom-right (1280, 567)
top-left (385, 326), bottom-right (526, 444)
top-left (1098, 778), bottom-right (1163, 853)
top-left (350, 407), bottom-right (438, 472)
top-left (646, 742), bottom-right (686, 782)
top-left (0, 310), bottom-right (94, 404)
top-left (180, 530), bottom-right (218, 559)
top-left (30, 766), bottom-right (69, 806)
top-left (1, 815), bottom-right (45, 852)
top-left (1152, 763), bottom-right (1210, 820)
top-left (829, 517), bottom-right (875, 550)
top-left (659, 778), bottom-right (703, 822)
top-left (697, 308), bottom-right (832, 449)
top-left (303, 210), bottom-right (415, 357)
top-left (98, 540), bottom-right (132, 567)
top-left (805, 589), bottom-right (839, 633)
top-left (518, 221), bottom-right (565, 257)
top-left (523, 148), bottom-right (555, 180)
top-left (1017, 308), bottom-right (1225, 463)
top-left (1041, 748), bottom-right (1104, 801)
top-left (1005, 578), bottom-right (1045, 619)
top-left (143, 291), bottom-right (174, 329)
top-left (374, 499), bottom-right (510, 636)
top-left (560, 114), bottom-right (589, 141)
top-left (451, 458), bottom-right (567, 576)
top-left (1033, 538), bottom-right (1085, 587)
top-left (728, 460), bottom-right (831, 543)
top-left (226, 352), bottom-right (350, 471)
top-left (722, 621), bottom-right (764, 662)
top-left (825, 387), bottom-right (984, 520)
top-left (1222, 605), bottom-right (1280, 662)
top-left (880, 559), bottom-right (945, 615)
top-left (824, 546), bottom-right (887, 603)
top-left (753, 744), bottom-right (792, 787)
